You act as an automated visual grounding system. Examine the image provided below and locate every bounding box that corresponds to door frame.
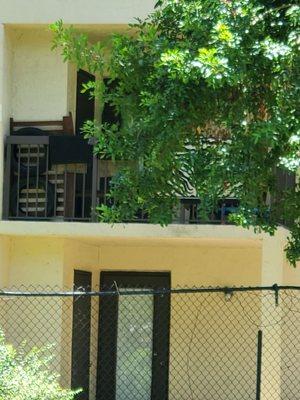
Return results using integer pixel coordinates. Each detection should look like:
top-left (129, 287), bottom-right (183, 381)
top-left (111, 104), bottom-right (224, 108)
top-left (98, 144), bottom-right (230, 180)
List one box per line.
top-left (96, 271), bottom-right (171, 400)
top-left (71, 270), bottom-right (92, 400)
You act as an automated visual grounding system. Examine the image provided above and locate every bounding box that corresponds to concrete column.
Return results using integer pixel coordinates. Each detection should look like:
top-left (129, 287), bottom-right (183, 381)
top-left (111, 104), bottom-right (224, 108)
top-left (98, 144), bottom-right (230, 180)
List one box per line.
top-left (0, 236), bottom-right (10, 288)
top-left (0, 24), bottom-right (12, 219)
top-left (260, 232), bottom-right (285, 400)
top-left (0, 24), bottom-right (5, 220)
top-left (261, 232), bottom-right (284, 286)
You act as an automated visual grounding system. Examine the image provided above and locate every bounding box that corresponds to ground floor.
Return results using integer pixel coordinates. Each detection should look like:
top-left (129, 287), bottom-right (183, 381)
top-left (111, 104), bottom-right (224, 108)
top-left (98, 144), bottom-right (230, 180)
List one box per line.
top-left (0, 222), bottom-right (299, 399)
top-left (1, 221), bottom-right (299, 289)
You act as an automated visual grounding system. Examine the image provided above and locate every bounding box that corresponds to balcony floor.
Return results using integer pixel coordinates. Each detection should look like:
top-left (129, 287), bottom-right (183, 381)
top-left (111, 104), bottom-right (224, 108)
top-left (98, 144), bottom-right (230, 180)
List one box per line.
top-left (0, 219), bottom-right (280, 244)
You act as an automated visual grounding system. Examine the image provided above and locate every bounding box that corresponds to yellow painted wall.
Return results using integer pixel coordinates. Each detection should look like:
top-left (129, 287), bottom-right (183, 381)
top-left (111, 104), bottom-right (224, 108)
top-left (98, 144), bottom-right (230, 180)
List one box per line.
top-left (62, 237), bottom-right (262, 288)
top-left (62, 234), bottom-right (300, 399)
top-left (283, 252), bottom-right (300, 285)
top-left (61, 236), bottom-right (263, 399)
top-left (9, 28), bottom-right (68, 121)
top-left (0, 25), bottom-right (12, 137)
top-left (98, 238), bottom-right (262, 287)
top-left (1, 237), bottom-right (65, 383)
top-left (0, 25), bottom-right (13, 217)
top-left (0, 25), bottom-right (104, 211)
top-left (0, 236), bottom-right (10, 287)
top-left (0, 233), bottom-right (274, 291)
top-left (9, 236), bottom-right (64, 286)
top-left (281, 251), bottom-right (300, 398)
top-left (0, 231), bottom-right (298, 398)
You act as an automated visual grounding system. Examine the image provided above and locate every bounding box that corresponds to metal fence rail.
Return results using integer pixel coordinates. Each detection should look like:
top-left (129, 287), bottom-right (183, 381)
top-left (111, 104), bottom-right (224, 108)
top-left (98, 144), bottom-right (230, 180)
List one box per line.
top-left (0, 285), bottom-right (299, 400)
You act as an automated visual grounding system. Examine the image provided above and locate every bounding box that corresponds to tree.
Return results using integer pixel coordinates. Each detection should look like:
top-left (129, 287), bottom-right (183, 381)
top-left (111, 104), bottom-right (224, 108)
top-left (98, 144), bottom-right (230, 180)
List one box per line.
top-left (50, 0), bottom-right (300, 265)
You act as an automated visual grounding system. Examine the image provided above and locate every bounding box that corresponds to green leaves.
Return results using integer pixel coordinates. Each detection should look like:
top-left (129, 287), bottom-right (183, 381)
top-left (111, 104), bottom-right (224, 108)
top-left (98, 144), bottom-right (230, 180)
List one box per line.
top-left (50, 20), bottom-right (104, 74)
top-left (286, 222), bottom-right (300, 267)
top-left (193, 47), bottom-right (230, 86)
top-left (214, 22), bottom-right (234, 43)
top-left (0, 330), bottom-right (80, 399)
top-left (51, 0), bottom-right (300, 265)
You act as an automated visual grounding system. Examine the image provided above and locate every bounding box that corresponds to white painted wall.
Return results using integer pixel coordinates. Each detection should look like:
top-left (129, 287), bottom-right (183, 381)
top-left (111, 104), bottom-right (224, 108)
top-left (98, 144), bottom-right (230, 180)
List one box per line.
top-left (0, 0), bottom-right (156, 24)
top-left (9, 28), bottom-right (68, 121)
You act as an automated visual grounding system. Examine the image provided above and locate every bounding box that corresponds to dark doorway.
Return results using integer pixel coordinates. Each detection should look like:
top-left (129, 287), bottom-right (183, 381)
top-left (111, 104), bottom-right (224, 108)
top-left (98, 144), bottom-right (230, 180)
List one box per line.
top-left (76, 70), bottom-right (95, 135)
top-left (102, 78), bottom-right (122, 127)
top-left (96, 271), bottom-right (171, 400)
top-left (71, 270), bottom-right (92, 399)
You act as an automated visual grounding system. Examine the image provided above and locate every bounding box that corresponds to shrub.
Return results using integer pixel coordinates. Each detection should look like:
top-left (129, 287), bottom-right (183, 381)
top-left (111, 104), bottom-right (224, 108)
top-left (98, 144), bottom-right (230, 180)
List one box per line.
top-left (0, 330), bottom-right (80, 400)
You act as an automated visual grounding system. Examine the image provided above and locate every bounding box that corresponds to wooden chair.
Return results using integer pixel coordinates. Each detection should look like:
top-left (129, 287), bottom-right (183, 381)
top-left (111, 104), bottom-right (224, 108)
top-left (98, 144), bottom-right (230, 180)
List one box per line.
top-left (10, 112), bottom-right (74, 135)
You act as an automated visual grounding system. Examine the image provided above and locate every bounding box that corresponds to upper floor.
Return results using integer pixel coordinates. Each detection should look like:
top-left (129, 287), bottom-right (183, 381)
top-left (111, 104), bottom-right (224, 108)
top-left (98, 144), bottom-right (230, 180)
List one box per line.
top-left (0, 23), bottom-right (297, 227)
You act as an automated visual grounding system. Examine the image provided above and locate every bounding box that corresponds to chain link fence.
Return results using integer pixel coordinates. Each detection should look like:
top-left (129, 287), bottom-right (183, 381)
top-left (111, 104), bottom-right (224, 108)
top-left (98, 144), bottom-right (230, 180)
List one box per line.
top-left (0, 284), bottom-right (299, 399)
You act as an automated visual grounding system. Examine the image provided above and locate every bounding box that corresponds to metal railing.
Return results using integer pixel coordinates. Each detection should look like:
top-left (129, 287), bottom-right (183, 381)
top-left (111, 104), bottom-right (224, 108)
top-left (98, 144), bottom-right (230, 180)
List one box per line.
top-left (3, 135), bottom-right (239, 224)
top-left (3, 135), bottom-right (95, 221)
top-left (0, 284), bottom-right (299, 399)
top-left (4, 135), bottom-right (294, 225)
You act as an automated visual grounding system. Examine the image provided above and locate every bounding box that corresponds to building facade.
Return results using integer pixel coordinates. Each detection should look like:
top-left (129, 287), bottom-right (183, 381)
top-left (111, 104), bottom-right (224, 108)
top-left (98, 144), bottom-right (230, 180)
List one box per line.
top-left (0, 1), bottom-right (299, 399)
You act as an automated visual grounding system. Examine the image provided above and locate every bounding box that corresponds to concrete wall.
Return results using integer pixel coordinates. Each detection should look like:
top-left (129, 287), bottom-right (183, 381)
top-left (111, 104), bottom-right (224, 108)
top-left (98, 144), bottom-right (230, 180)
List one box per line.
top-left (0, 231), bottom-right (298, 399)
top-left (0, 236), bottom-right (10, 287)
top-left (0, 25), bottom-right (13, 217)
top-left (0, 237), bottom-right (65, 381)
top-left (0, 225), bottom-right (295, 291)
top-left (8, 236), bottom-right (64, 286)
top-left (0, 26), bottom-right (12, 136)
top-left (0, 0), bottom-right (156, 24)
top-left (63, 237), bottom-right (262, 288)
top-left (62, 236), bottom-right (262, 399)
top-left (0, 25), bottom-right (95, 215)
top-left (9, 28), bottom-right (68, 121)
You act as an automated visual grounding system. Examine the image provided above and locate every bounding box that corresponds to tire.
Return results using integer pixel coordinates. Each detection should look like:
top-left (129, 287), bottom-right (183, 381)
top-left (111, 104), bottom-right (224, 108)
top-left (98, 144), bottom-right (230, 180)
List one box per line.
top-left (10, 178), bottom-right (55, 218)
top-left (12, 127), bottom-right (48, 175)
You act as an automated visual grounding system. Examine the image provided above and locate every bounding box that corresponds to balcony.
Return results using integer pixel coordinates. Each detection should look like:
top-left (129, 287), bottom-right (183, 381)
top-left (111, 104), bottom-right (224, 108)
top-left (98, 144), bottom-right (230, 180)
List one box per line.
top-left (3, 118), bottom-right (240, 225)
top-left (3, 117), bottom-right (295, 226)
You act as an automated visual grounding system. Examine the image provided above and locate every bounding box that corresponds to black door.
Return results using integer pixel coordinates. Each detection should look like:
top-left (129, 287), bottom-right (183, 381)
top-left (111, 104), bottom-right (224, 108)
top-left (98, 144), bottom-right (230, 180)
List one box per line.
top-left (96, 271), bottom-right (171, 400)
top-left (71, 270), bottom-right (92, 399)
top-left (75, 70), bottom-right (95, 135)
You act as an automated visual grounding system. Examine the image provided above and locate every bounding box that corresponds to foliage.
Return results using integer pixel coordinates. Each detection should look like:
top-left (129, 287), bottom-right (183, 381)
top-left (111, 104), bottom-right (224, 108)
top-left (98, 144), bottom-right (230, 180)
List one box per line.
top-left (0, 330), bottom-right (80, 400)
top-left (51, 0), bottom-right (300, 265)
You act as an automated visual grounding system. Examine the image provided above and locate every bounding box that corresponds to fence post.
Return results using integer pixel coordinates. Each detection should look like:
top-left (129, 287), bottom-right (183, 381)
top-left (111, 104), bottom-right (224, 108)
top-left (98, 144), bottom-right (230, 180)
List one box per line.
top-left (256, 330), bottom-right (263, 400)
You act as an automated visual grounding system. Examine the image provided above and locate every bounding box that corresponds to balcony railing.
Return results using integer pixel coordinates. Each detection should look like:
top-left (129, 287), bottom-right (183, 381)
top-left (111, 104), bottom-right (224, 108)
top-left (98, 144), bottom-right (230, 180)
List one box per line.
top-left (3, 133), bottom-right (239, 223)
top-left (5, 132), bottom-right (294, 225)
top-left (2, 134), bottom-right (240, 224)
top-left (3, 134), bottom-right (97, 221)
